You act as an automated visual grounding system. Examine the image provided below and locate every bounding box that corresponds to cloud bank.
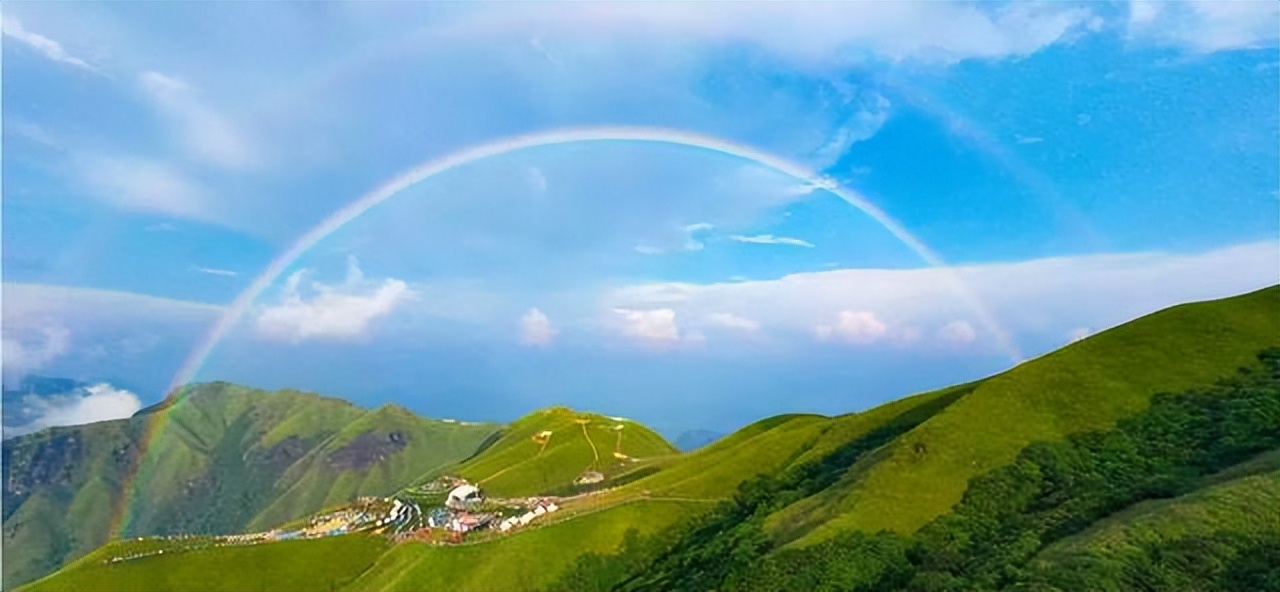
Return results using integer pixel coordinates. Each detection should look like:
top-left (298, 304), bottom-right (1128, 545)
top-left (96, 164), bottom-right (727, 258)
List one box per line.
top-left (3, 383), bottom-right (142, 439)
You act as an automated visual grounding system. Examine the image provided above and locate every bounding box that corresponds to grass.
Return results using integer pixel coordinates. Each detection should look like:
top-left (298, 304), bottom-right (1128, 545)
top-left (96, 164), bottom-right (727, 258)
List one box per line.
top-left (411, 407), bottom-right (677, 498)
top-left (790, 285), bottom-right (1280, 543)
top-left (247, 406), bottom-right (498, 530)
top-left (20, 535), bottom-right (391, 592)
top-left (1030, 469), bottom-right (1280, 569)
top-left (341, 500), bottom-right (706, 592)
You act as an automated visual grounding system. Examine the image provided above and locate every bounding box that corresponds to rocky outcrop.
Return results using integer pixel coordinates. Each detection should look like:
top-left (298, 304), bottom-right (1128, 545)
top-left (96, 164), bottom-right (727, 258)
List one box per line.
top-left (327, 431), bottom-right (408, 471)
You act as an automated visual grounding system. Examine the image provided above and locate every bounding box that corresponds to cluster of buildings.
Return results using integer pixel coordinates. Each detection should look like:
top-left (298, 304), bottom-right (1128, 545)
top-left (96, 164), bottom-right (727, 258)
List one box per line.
top-left (496, 499), bottom-right (559, 533)
top-left (392, 479), bottom-right (567, 543)
top-left (102, 478), bottom-right (578, 567)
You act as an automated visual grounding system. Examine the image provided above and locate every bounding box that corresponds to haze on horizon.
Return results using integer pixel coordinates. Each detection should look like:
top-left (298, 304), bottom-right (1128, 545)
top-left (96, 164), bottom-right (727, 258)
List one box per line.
top-left (3, 1), bottom-right (1278, 438)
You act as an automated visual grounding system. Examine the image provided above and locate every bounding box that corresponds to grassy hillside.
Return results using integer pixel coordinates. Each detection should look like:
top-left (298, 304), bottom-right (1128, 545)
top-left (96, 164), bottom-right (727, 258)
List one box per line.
top-left (2, 383), bottom-right (498, 588)
top-left (1025, 468), bottom-right (1280, 591)
top-left (788, 284), bottom-right (1280, 543)
top-left (409, 407), bottom-right (676, 498)
top-left (589, 340), bottom-right (1279, 591)
top-left (249, 405), bottom-right (498, 530)
top-left (21, 535), bottom-right (391, 592)
top-left (345, 500), bottom-right (706, 592)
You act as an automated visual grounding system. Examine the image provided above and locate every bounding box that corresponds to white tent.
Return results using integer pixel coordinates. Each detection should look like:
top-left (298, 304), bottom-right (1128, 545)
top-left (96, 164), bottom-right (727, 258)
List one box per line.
top-left (447, 484), bottom-right (482, 508)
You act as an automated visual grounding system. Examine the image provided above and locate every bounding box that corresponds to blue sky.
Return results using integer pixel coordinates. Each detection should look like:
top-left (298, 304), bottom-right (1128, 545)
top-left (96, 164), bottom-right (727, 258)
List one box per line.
top-left (3, 1), bottom-right (1278, 437)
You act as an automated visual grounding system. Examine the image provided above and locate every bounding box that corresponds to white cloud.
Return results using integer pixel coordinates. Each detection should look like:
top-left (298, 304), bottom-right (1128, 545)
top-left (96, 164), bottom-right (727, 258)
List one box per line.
top-left (464, 2), bottom-right (1099, 65)
top-left (810, 94), bottom-right (891, 167)
top-left (1127, 0), bottom-right (1279, 52)
top-left (706, 312), bottom-right (760, 332)
top-left (2, 326), bottom-right (71, 385)
top-left (195, 266), bottom-right (239, 277)
top-left (938, 320), bottom-right (978, 345)
top-left (605, 240), bottom-right (1279, 355)
top-left (816, 311), bottom-right (888, 344)
top-left (4, 384), bottom-right (142, 439)
top-left (255, 257), bottom-right (414, 343)
top-left (3, 283), bottom-right (224, 324)
top-left (1, 283), bottom-right (225, 393)
top-left (519, 307), bottom-right (558, 346)
top-left (77, 155), bottom-right (212, 220)
top-left (1, 17), bottom-right (99, 73)
top-left (1015, 134), bottom-right (1044, 145)
top-left (139, 71), bottom-right (260, 171)
top-left (613, 308), bottom-right (682, 344)
top-left (1129, 0), bottom-right (1161, 26)
top-left (730, 234), bottom-right (816, 248)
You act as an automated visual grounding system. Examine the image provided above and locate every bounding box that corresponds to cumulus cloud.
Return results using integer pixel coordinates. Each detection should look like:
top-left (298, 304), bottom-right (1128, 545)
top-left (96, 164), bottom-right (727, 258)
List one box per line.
top-left (519, 307), bottom-right (558, 346)
top-left (938, 320), bottom-right (978, 345)
top-left (1128, 1), bottom-right (1279, 52)
top-left (255, 257), bottom-right (414, 343)
top-left (815, 311), bottom-right (888, 344)
top-left (139, 71), bottom-right (260, 171)
top-left (730, 234), bottom-right (816, 248)
top-left (3, 384), bottom-right (142, 439)
top-left (613, 308), bottom-right (682, 345)
top-left (706, 312), bottom-right (760, 332)
top-left (1, 17), bottom-right (99, 73)
top-left (2, 326), bottom-right (71, 385)
top-left (605, 240), bottom-right (1279, 356)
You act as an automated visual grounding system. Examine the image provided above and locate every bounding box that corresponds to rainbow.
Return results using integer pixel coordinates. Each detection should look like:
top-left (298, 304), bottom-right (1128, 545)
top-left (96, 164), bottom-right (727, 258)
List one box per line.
top-left (110, 125), bottom-right (1024, 537)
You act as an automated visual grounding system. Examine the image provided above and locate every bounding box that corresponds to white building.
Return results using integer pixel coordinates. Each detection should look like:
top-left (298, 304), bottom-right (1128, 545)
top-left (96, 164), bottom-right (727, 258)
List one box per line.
top-left (446, 484), bottom-right (483, 509)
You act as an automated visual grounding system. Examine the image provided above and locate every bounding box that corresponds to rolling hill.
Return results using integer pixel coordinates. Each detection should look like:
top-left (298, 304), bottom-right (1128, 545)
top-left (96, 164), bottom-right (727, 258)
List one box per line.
top-left (16, 285), bottom-right (1280, 592)
top-left (406, 406), bottom-right (678, 499)
top-left (1, 383), bottom-right (499, 588)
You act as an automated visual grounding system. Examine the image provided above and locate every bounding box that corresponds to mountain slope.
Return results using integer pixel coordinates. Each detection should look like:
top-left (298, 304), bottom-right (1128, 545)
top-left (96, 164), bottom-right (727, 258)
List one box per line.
top-left (1023, 461), bottom-right (1280, 591)
top-left (785, 284), bottom-right (1280, 544)
top-left (1, 383), bottom-right (498, 588)
top-left (409, 406), bottom-right (677, 498)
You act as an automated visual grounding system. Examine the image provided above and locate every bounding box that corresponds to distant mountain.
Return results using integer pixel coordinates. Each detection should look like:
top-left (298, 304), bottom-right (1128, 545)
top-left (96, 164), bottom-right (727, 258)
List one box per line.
top-left (17, 286), bottom-right (1280, 592)
top-left (673, 429), bottom-right (724, 451)
top-left (1, 382), bottom-right (499, 588)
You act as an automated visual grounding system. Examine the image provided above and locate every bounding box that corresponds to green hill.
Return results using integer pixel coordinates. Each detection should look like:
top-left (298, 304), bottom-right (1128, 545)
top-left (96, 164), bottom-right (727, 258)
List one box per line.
top-left (779, 284), bottom-right (1280, 545)
top-left (1022, 456), bottom-right (1280, 591)
top-left (1, 383), bottom-right (499, 587)
top-left (19, 286), bottom-right (1280, 592)
top-left (407, 406), bottom-right (678, 498)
